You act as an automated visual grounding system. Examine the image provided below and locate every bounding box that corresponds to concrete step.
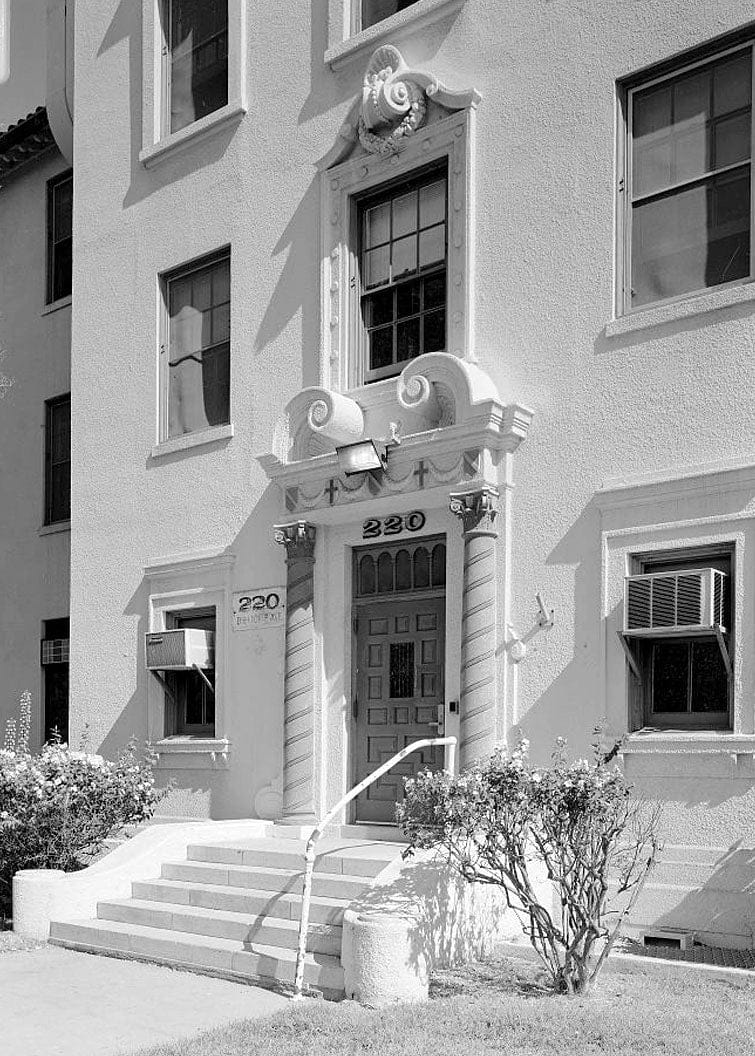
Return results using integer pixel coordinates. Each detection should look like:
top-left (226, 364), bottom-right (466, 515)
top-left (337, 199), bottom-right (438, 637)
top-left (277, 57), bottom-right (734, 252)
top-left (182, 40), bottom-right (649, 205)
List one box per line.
top-left (186, 837), bottom-right (399, 878)
top-left (160, 860), bottom-right (371, 901)
top-left (97, 899), bottom-right (341, 955)
top-left (49, 919), bottom-right (344, 996)
top-left (131, 879), bottom-right (349, 925)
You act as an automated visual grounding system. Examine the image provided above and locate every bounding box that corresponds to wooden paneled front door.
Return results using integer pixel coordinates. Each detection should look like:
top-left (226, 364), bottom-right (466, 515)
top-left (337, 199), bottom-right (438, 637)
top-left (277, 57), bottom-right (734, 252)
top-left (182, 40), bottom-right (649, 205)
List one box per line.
top-left (353, 592), bottom-right (446, 823)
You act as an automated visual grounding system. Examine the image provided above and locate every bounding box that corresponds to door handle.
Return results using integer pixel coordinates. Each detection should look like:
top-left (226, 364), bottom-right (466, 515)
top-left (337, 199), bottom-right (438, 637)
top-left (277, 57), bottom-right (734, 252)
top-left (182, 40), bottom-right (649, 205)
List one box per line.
top-left (427, 703), bottom-right (445, 734)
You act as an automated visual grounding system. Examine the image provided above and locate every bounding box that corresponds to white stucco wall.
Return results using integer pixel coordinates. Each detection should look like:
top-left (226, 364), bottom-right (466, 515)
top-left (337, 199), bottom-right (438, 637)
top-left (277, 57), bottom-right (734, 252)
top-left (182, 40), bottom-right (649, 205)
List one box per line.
top-left (0, 148), bottom-right (71, 746)
top-left (67, 0), bottom-right (755, 941)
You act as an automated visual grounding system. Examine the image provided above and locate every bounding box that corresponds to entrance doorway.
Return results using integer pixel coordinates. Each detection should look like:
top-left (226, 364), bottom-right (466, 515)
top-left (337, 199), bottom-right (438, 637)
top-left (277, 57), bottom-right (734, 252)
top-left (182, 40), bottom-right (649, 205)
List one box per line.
top-left (352, 538), bottom-right (446, 823)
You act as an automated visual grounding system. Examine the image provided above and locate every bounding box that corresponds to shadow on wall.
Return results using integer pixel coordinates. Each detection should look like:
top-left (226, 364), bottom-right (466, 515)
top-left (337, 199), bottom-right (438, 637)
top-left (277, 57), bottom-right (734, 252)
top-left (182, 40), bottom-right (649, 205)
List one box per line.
top-left (252, 176), bottom-right (321, 389)
top-left (512, 497), bottom-right (604, 763)
top-left (348, 853), bottom-right (509, 972)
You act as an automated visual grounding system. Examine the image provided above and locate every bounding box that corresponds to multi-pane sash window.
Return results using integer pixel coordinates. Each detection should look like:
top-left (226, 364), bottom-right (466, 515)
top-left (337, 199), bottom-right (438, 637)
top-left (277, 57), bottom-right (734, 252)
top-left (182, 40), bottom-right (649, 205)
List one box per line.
top-left (360, 170), bottom-right (447, 382)
top-left (632, 549), bottom-right (732, 730)
top-left (628, 47), bottom-right (754, 310)
top-left (47, 171), bottom-right (72, 304)
top-left (44, 394), bottom-right (71, 525)
top-left (164, 0), bottom-right (228, 134)
top-left (358, 0), bottom-right (419, 31)
top-left (164, 252), bottom-right (230, 438)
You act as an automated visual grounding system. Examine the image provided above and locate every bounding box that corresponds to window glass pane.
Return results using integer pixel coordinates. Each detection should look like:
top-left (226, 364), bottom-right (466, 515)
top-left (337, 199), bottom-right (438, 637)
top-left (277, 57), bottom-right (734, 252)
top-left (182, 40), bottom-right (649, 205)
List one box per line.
top-left (213, 258), bottom-right (230, 304)
top-left (633, 84), bottom-right (672, 139)
top-left (673, 68), bottom-right (710, 125)
top-left (364, 246), bottom-right (390, 288)
top-left (419, 180), bottom-right (446, 227)
top-left (690, 640), bottom-right (728, 712)
top-left (713, 51), bottom-right (751, 116)
top-left (395, 550), bottom-right (412, 591)
top-left (392, 191), bottom-right (417, 238)
top-left (169, 0), bottom-right (228, 133)
top-left (365, 288), bottom-right (394, 327)
top-left (359, 555), bottom-right (376, 595)
top-left (361, 0), bottom-right (419, 30)
top-left (633, 138), bottom-right (673, 199)
top-left (378, 552), bottom-right (394, 593)
top-left (423, 309), bottom-right (445, 354)
top-left (397, 318), bottom-right (420, 362)
top-left (369, 326), bottom-right (393, 371)
top-left (211, 303), bottom-right (230, 344)
top-left (673, 120), bottom-right (708, 185)
top-left (54, 179), bottom-right (73, 241)
top-left (652, 641), bottom-right (689, 712)
top-left (631, 172), bottom-right (750, 306)
top-left (365, 202), bottom-right (390, 248)
top-left (431, 544), bottom-right (446, 587)
top-left (396, 280), bottom-right (420, 319)
top-left (413, 547), bottom-right (429, 589)
top-left (389, 642), bottom-right (415, 698)
top-left (424, 272), bottom-right (446, 309)
top-left (419, 226), bottom-right (445, 268)
top-left (714, 111), bottom-right (751, 168)
top-left (392, 235), bottom-right (417, 278)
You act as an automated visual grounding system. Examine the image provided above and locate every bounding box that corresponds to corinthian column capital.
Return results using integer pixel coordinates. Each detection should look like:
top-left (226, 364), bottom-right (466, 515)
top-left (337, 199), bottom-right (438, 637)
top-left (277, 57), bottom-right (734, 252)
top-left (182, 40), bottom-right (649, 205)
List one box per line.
top-left (274, 520), bottom-right (317, 563)
top-left (449, 487), bottom-right (499, 538)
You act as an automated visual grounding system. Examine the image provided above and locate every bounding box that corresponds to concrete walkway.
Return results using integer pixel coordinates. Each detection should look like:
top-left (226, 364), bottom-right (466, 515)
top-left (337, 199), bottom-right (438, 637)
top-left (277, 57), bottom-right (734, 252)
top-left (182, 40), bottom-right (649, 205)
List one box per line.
top-left (1, 945), bottom-right (289, 1056)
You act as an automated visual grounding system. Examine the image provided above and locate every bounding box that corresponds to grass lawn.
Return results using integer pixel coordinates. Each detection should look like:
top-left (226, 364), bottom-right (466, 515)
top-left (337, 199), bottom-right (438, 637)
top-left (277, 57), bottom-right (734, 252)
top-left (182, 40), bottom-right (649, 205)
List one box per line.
top-left (134, 957), bottom-right (755, 1056)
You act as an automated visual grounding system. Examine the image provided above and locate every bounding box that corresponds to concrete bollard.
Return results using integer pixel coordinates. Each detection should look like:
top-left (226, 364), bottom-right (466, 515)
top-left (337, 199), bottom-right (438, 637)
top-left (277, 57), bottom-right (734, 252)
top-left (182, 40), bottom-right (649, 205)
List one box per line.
top-left (13, 869), bottom-right (66, 940)
top-left (342, 910), bottom-right (430, 1007)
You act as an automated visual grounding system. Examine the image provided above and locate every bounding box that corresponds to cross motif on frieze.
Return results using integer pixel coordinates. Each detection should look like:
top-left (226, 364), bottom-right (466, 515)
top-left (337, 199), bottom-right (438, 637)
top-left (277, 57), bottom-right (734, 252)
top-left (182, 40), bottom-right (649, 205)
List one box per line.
top-left (325, 478), bottom-right (339, 505)
top-left (413, 459), bottom-right (429, 488)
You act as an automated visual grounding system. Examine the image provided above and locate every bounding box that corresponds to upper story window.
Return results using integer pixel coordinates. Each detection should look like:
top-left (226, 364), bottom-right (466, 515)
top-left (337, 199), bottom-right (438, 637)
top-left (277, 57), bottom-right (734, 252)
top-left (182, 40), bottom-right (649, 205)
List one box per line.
top-left (163, 0), bottom-right (228, 135)
top-left (625, 45), bottom-right (753, 311)
top-left (162, 250), bottom-right (230, 440)
top-left (628, 547), bottom-right (733, 730)
top-left (358, 1), bottom-right (420, 31)
top-left (359, 167), bottom-right (447, 382)
top-left (46, 171), bottom-right (72, 304)
top-left (44, 393), bottom-right (71, 525)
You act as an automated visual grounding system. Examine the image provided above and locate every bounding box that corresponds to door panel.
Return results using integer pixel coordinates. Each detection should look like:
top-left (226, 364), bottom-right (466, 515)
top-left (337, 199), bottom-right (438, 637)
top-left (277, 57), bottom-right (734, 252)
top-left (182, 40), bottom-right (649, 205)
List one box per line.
top-left (354, 596), bottom-right (445, 823)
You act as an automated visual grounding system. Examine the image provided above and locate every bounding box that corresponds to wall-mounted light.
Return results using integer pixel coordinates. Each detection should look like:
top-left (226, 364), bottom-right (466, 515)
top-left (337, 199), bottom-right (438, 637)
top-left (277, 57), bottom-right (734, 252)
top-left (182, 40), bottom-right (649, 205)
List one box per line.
top-left (336, 439), bottom-right (388, 476)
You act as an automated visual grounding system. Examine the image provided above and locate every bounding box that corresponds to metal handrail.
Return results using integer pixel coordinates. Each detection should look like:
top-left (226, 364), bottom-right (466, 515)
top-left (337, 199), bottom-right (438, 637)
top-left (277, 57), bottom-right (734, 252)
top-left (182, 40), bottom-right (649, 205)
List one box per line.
top-left (291, 735), bottom-right (457, 999)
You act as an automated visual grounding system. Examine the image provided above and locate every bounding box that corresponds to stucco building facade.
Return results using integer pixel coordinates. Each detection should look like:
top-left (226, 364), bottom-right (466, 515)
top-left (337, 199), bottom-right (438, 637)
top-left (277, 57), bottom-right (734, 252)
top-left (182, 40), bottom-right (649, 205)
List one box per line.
top-left (3, 0), bottom-right (755, 950)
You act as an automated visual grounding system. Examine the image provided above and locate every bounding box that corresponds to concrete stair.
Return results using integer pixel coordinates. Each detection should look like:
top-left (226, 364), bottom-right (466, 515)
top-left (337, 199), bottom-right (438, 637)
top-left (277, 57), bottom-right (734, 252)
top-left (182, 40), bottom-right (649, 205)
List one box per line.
top-left (48, 831), bottom-right (403, 999)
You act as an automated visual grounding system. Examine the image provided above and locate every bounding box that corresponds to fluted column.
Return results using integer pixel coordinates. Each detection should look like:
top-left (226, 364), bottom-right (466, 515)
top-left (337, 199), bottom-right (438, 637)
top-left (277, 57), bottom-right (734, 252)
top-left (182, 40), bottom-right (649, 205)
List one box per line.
top-left (274, 520), bottom-right (317, 824)
top-left (449, 487), bottom-right (499, 770)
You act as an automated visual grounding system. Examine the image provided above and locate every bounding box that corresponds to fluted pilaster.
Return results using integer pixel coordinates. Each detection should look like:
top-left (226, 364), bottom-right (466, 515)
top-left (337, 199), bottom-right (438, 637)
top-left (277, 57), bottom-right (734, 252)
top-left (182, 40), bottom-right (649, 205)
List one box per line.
top-left (449, 487), bottom-right (499, 769)
top-left (273, 520), bottom-right (317, 823)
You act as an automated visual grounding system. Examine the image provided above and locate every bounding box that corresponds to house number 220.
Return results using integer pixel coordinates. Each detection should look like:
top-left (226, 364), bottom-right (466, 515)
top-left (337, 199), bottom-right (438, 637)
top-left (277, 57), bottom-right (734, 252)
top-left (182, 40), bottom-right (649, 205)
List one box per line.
top-left (362, 511), bottom-right (426, 539)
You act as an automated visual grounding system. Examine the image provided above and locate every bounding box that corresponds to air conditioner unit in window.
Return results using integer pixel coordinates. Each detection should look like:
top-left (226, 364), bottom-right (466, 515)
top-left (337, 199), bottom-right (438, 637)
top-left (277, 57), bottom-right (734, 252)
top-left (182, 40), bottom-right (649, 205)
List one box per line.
top-left (41, 638), bottom-right (70, 665)
top-left (144, 629), bottom-right (214, 670)
top-left (623, 568), bottom-right (726, 636)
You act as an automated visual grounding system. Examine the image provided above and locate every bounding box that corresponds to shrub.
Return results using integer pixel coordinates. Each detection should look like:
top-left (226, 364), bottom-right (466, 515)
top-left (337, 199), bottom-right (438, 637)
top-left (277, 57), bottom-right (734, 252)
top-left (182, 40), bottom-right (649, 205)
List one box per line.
top-left (0, 693), bottom-right (164, 914)
top-left (396, 729), bottom-right (661, 995)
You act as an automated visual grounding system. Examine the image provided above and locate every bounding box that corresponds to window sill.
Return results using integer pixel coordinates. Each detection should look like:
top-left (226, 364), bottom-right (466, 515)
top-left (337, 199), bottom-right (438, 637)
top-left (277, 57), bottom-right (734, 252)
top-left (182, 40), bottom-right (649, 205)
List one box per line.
top-left (139, 99), bottom-right (247, 170)
top-left (326, 0), bottom-right (466, 70)
top-left (621, 730), bottom-right (755, 756)
top-left (38, 519), bottom-right (71, 536)
top-left (150, 737), bottom-right (231, 769)
top-left (41, 295), bottom-right (72, 317)
top-left (605, 280), bottom-right (755, 338)
top-left (150, 423), bottom-right (234, 460)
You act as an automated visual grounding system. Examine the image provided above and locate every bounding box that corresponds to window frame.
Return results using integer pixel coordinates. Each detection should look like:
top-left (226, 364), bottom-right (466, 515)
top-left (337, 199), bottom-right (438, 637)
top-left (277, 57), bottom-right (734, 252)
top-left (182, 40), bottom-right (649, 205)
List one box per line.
top-left (628, 544), bottom-right (734, 731)
top-left (353, 0), bottom-right (420, 34)
top-left (44, 393), bottom-right (71, 526)
top-left (620, 40), bottom-right (755, 316)
top-left (46, 170), bottom-right (73, 306)
top-left (159, 246), bottom-right (231, 444)
top-left (355, 162), bottom-right (449, 384)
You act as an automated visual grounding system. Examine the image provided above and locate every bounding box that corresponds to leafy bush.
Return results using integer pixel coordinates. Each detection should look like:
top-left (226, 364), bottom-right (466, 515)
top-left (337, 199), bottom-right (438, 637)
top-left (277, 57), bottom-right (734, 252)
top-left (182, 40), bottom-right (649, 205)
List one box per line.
top-left (396, 730), bottom-right (661, 995)
top-left (0, 692), bottom-right (164, 914)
